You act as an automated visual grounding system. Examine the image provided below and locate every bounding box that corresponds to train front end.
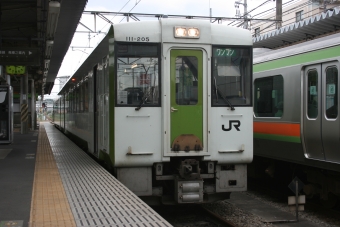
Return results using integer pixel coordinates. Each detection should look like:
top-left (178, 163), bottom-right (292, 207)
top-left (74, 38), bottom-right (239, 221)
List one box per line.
top-left (111, 19), bottom-right (253, 204)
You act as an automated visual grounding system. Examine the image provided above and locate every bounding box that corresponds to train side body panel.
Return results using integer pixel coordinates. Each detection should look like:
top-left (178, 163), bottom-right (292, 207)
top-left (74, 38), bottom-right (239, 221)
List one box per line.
top-left (253, 33), bottom-right (340, 200)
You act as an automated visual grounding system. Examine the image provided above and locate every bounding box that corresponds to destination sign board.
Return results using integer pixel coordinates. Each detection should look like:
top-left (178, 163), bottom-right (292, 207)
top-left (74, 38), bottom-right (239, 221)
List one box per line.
top-left (0, 47), bottom-right (40, 65)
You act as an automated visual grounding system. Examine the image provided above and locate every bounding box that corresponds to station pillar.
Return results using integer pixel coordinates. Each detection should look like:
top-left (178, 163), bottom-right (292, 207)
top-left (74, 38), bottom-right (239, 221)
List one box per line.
top-left (20, 73), bottom-right (29, 134)
top-left (30, 79), bottom-right (36, 130)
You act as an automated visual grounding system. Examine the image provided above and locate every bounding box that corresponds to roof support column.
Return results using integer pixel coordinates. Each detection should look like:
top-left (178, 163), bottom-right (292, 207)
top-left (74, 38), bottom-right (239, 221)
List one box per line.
top-left (20, 73), bottom-right (29, 134)
top-left (31, 79), bottom-right (36, 130)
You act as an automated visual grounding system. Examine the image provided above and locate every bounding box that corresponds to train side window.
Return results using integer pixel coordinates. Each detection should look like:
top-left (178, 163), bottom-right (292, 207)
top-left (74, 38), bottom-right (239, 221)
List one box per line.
top-left (84, 80), bottom-right (89, 112)
top-left (325, 67), bottom-right (338, 119)
top-left (116, 44), bottom-right (160, 107)
top-left (254, 75), bottom-right (283, 117)
top-left (307, 70), bottom-right (318, 119)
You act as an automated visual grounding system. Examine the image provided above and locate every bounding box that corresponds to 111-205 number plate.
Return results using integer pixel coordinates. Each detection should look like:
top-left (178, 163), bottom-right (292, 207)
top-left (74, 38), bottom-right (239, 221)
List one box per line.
top-left (126, 37), bottom-right (150, 42)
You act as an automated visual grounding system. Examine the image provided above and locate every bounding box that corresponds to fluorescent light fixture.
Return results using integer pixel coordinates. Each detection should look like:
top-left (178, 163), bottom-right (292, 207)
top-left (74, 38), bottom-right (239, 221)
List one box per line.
top-left (46, 1), bottom-right (60, 40)
top-left (174, 26), bottom-right (200, 38)
top-left (131, 63), bottom-right (138, 68)
top-left (45, 40), bottom-right (54, 59)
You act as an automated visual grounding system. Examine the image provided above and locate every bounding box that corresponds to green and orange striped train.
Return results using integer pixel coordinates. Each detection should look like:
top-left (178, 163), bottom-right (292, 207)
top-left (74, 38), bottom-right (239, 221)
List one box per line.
top-left (253, 32), bottom-right (340, 204)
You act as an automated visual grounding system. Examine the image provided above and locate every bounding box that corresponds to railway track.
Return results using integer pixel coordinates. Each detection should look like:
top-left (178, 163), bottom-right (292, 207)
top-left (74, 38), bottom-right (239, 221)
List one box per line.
top-left (152, 204), bottom-right (237, 227)
top-left (246, 175), bottom-right (340, 226)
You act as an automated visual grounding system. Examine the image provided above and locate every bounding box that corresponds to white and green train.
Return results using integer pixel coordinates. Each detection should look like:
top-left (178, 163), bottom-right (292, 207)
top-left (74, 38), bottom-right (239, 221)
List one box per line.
top-left (53, 19), bottom-right (253, 204)
top-left (253, 32), bottom-right (340, 204)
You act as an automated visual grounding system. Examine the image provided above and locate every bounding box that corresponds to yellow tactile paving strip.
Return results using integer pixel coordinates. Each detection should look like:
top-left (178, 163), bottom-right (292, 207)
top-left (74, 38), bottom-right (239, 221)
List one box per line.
top-left (29, 124), bottom-right (76, 227)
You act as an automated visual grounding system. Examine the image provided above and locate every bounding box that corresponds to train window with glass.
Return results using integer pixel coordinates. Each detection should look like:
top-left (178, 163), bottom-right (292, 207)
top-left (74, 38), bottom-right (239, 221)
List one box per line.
top-left (254, 75), bottom-right (283, 117)
top-left (307, 70), bottom-right (318, 119)
top-left (80, 84), bottom-right (84, 112)
top-left (75, 87), bottom-right (79, 113)
top-left (84, 80), bottom-right (89, 112)
top-left (68, 91), bottom-right (72, 113)
top-left (116, 44), bottom-right (160, 107)
top-left (211, 46), bottom-right (252, 107)
top-left (175, 56), bottom-right (198, 105)
top-left (325, 67), bottom-right (338, 119)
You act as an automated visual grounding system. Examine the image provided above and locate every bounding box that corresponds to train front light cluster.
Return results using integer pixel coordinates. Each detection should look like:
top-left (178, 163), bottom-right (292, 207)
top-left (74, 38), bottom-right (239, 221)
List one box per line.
top-left (174, 26), bottom-right (200, 38)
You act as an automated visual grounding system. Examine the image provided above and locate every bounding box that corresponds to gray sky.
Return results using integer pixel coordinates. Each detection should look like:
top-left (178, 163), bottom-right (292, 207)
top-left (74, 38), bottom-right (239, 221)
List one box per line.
top-left (50, 0), bottom-right (292, 96)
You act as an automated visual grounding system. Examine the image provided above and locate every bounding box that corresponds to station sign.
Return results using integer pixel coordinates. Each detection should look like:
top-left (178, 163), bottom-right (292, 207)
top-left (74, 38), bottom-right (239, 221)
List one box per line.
top-left (0, 47), bottom-right (40, 65)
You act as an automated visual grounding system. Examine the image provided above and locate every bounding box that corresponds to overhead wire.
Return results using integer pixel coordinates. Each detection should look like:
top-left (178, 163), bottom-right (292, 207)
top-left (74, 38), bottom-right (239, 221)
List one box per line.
top-left (96, 0), bottom-right (132, 33)
top-left (68, 0), bottom-right (135, 79)
top-left (228, 0), bottom-right (300, 28)
top-left (251, 0), bottom-right (303, 29)
top-left (87, 0), bottom-right (142, 43)
top-left (228, 0), bottom-right (272, 26)
top-left (119, 0), bottom-right (142, 23)
top-left (252, 0), bottom-right (298, 20)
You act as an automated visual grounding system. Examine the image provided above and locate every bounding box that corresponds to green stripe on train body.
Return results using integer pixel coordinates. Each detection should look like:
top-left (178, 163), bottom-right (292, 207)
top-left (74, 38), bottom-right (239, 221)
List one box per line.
top-left (254, 133), bottom-right (301, 143)
top-left (254, 45), bottom-right (340, 72)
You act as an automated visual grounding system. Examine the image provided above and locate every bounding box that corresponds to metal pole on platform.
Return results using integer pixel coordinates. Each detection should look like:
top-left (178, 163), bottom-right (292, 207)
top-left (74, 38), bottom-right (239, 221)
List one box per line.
top-left (6, 75), bottom-right (11, 85)
top-left (295, 180), bottom-right (299, 221)
top-left (31, 79), bottom-right (36, 130)
top-left (20, 73), bottom-right (29, 134)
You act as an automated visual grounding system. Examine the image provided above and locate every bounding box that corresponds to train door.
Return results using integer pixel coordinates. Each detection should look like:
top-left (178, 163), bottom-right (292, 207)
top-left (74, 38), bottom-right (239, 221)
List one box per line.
top-left (62, 95), bottom-right (65, 131)
top-left (96, 59), bottom-right (109, 156)
top-left (303, 62), bottom-right (340, 162)
top-left (96, 63), bottom-right (105, 156)
top-left (169, 49), bottom-right (205, 153)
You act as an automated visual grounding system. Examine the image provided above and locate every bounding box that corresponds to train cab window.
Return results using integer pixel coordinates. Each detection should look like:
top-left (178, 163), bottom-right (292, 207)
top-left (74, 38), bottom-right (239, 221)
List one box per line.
top-left (307, 70), bottom-right (318, 119)
top-left (175, 56), bottom-right (198, 105)
top-left (211, 46), bottom-right (252, 107)
top-left (116, 44), bottom-right (160, 107)
top-left (254, 75), bottom-right (283, 117)
top-left (325, 67), bottom-right (338, 119)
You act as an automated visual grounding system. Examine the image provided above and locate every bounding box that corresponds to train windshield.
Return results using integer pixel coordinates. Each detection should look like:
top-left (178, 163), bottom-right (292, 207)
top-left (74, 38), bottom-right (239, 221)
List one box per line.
top-left (116, 44), bottom-right (160, 107)
top-left (211, 46), bottom-right (252, 107)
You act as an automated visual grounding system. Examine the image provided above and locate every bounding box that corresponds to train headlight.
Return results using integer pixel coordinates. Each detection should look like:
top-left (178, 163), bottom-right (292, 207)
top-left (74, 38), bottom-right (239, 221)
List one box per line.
top-left (174, 26), bottom-right (200, 38)
top-left (175, 27), bottom-right (187, 37)
top-left (187, 28), bottom-right (200, 37)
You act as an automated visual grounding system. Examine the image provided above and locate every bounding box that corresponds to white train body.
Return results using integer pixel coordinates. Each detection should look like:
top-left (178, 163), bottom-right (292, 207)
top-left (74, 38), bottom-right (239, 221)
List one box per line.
top-left (54, 19), bottom-right (253, 204)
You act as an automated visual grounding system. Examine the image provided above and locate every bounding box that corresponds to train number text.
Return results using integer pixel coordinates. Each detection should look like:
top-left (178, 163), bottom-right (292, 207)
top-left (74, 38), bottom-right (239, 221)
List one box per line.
top-left (126, 37), bottom-right (150, 42)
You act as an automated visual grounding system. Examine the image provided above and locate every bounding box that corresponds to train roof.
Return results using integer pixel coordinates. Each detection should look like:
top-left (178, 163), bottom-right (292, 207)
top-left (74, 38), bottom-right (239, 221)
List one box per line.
top-left (253, 32), bottom-right (340, 64)
top-left (113, 19), bottom-right (252, 46)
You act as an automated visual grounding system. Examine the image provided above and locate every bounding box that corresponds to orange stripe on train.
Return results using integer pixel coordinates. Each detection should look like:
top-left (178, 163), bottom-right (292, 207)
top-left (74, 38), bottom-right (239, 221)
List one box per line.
top-left (254, 122), bottom-right (300, 137)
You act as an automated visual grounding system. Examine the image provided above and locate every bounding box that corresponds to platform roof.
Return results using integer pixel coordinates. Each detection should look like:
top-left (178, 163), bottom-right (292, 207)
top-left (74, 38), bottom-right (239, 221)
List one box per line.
top-left (253, 7), bottom-right (340, 49)
top-left (0, 0), bottom-right (87, 96)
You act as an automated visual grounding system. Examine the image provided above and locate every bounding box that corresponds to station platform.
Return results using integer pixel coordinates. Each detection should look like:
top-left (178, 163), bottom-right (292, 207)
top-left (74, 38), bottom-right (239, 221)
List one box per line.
top-left (0, 122), bottom-right (171, 227)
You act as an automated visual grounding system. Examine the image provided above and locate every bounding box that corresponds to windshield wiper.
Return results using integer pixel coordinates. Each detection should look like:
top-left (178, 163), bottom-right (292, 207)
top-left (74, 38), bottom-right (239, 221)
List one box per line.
top-left (135, 96), bottom-right (148, 111)
top-left (214, 77), bottom-right (235, 110)
top-left (135, 90), bottom-right (153, 111)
